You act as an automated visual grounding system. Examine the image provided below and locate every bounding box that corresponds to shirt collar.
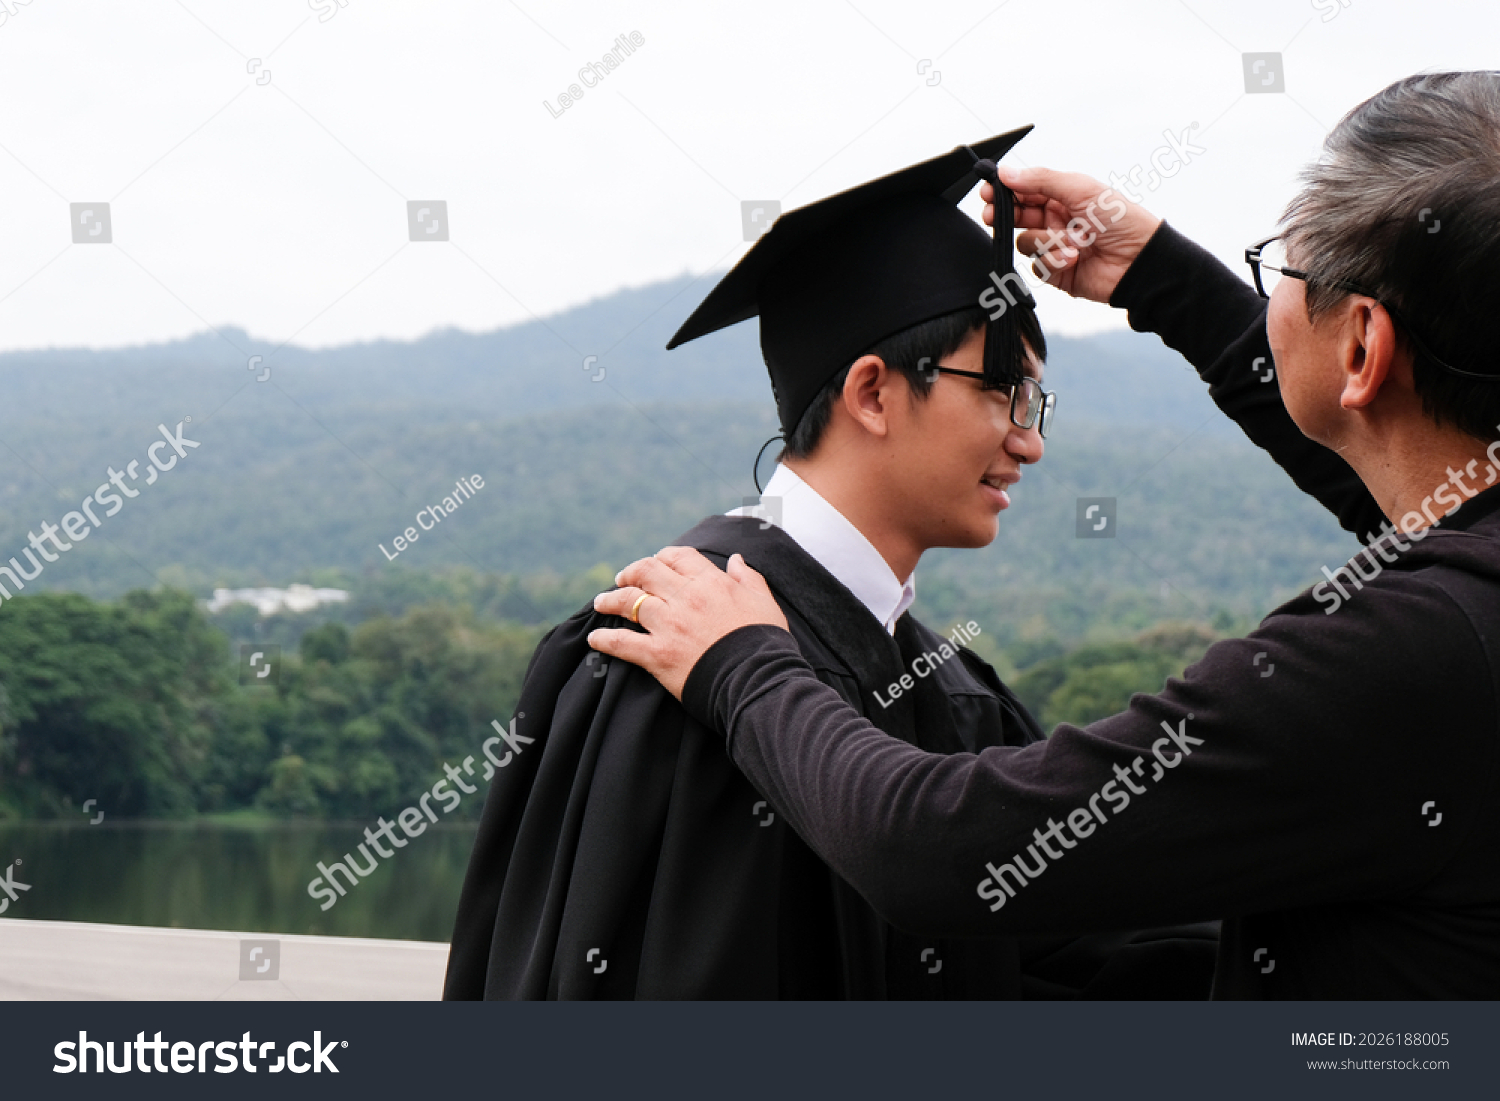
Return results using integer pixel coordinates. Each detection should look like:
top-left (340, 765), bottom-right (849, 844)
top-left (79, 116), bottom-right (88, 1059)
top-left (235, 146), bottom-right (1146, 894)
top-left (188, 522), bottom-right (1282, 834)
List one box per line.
top-left (1437, 480), bottom-right (1500, 534)
top-left (728, 463), bottom-right (915, 634)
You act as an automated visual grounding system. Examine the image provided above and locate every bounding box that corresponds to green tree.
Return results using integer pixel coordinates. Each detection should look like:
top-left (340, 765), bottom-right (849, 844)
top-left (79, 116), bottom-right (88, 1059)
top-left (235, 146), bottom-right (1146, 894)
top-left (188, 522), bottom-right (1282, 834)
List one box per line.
top-left (1012, 622), bottom-right (1218, 730)
top-left (0, 590), bottom-right (228, 818)
top-left (254, 604), bottom-right (540, 818)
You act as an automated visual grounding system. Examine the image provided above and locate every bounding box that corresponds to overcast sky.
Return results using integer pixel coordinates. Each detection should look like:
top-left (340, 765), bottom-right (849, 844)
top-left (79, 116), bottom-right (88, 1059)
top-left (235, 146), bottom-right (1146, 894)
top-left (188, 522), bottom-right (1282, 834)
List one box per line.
top-left (0, 0), bottom-right (1494, 354)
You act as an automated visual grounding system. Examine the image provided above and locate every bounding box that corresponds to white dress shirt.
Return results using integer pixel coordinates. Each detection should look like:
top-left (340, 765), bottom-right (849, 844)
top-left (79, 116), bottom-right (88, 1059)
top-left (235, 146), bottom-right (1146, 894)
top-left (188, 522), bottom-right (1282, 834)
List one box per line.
top-left (726, 463), bottom-right (915, 635)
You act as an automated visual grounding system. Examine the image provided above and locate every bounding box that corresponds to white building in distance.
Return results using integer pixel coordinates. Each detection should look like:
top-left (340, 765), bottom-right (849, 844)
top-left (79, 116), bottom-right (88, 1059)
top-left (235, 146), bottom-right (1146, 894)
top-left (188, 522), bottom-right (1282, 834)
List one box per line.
top-left (206, 584), bottom-right (351, 617)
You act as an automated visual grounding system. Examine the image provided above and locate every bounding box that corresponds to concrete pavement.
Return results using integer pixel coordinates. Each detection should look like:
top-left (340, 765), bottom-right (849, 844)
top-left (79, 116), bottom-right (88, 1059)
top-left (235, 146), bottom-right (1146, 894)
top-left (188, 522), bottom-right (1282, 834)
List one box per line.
top-left (0, 918), bottom-right (448, 1000)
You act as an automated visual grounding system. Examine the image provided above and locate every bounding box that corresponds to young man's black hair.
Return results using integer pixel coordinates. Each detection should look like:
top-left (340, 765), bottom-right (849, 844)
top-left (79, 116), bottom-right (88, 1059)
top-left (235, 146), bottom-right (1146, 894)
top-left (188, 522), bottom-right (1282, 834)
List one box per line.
top-left (783, 303), bottom-right (1048, 460)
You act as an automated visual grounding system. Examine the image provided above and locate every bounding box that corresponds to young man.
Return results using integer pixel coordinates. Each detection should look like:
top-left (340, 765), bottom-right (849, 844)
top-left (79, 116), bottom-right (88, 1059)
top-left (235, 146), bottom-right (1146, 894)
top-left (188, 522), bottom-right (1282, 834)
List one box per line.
top-left (444, 128), bottom-right (1215, 999)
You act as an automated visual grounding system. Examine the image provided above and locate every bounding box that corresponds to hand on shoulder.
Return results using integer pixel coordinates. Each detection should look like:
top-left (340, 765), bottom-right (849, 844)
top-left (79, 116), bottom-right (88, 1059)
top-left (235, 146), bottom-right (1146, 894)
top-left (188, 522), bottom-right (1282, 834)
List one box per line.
top-left (589, 547), bottom-right (790, 700)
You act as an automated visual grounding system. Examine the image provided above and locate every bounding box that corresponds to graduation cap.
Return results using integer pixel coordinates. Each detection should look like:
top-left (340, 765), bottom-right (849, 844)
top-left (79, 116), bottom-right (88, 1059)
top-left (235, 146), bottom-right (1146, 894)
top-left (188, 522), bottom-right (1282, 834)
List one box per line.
top-left (667, 126), bottom-right (1036, 437)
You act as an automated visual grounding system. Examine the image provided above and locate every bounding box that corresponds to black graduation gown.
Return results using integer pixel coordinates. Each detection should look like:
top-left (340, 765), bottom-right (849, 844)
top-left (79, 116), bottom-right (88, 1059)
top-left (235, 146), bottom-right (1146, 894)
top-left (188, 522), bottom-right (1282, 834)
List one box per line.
top-left (443, 514), bottom-right (1215, 999)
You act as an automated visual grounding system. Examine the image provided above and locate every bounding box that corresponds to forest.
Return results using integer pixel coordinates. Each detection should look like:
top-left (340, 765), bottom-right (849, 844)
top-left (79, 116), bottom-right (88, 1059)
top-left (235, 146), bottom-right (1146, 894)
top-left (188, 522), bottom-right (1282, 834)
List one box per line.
top-left (0, 573), bottom-right (1233, 821)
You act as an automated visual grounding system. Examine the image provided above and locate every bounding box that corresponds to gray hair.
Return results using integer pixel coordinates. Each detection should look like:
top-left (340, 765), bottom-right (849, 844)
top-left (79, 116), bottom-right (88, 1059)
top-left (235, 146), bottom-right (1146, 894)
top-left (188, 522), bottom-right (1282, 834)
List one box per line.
top-left (1280, 72), bottom-right (1500, 438)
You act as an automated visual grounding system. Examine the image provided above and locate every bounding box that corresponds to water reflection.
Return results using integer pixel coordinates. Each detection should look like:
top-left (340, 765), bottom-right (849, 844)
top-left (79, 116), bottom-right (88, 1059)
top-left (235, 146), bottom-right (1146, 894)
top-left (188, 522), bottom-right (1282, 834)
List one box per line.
top-left (0, 822), bottom-right (477, 942)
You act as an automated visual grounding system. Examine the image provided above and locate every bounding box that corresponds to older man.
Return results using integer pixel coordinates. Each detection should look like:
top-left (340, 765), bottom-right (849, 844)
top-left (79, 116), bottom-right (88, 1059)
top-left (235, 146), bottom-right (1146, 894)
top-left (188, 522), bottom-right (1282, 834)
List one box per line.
top-left (593, 71), bottom-right (1500, 997)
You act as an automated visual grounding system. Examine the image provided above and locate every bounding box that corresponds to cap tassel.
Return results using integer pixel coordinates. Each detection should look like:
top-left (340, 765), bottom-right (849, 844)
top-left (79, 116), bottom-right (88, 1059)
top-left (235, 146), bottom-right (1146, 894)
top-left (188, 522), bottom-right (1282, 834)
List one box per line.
top-left (969, 156), bottom-right (1032, 390)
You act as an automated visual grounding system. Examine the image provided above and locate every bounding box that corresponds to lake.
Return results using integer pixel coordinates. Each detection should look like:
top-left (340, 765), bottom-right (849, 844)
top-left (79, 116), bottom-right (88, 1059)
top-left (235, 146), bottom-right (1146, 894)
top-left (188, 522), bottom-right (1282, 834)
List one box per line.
top-left (0, 821), bottom-right (479, 942)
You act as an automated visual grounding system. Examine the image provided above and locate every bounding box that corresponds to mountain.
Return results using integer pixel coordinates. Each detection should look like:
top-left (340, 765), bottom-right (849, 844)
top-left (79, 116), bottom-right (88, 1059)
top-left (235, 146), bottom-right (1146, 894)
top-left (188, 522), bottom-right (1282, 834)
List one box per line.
top-left (0, 273), bottom-right (1231, 434)
top-left (0, 274), bottom-right (1355, 641)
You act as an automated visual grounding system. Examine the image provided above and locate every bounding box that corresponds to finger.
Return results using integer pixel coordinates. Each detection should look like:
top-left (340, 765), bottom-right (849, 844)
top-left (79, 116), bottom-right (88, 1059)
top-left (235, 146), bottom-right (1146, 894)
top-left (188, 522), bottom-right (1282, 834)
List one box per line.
top-left (617, 555), bottom-right (690, 598)
top-left (726, 553), bottom-right (769, 592)
top-left (998, 168), bottom-right (1126, 242)
top-left (653, 545), bottom-right (720, 578)
top-left (613, 555), bottom-right (657, 587)
top-left (997, 165), bottom-right (1110, 209)
top-left (726, 554), bottom-right (790, 630)
top-left (982, 204), bottom-right (1039, 232)
top-left (1014, 231), bottom-right (1074, 258)
top-left (1031, 212), bottom-right (1100, 250)
top-left (979, 177), bottom-right (1052, 211)
top-left (1010, 205), bottom-right (1056, 230)
top-left (588, 626), bottom-right (658, 670)
top-left (1026, 251), bottom-right (1075, 286)
top-left (991, 204), bottom-right (1063, 233)
top-left (987, 187), bottom-right (1055, 225)
top-left (594, 586), bottom-right (671, 631)
top-left (1016, 228), bottom-right (1080, 263)
top-left (593, 585), bottom-right (645, 620)
top-left (1043, 197), bottom-right (1074, 232)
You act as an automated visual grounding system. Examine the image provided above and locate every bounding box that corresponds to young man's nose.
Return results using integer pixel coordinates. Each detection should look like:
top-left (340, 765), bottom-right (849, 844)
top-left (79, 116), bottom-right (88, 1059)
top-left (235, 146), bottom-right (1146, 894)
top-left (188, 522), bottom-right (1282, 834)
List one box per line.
top-left (1005, 422), bottom-right (1045, 464)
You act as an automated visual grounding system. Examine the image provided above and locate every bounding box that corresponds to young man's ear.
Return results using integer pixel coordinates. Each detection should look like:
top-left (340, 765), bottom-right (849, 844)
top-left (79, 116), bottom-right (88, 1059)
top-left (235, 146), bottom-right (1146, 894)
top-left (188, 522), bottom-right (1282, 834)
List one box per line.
top-left (838, 354), bottom-right (901, 439)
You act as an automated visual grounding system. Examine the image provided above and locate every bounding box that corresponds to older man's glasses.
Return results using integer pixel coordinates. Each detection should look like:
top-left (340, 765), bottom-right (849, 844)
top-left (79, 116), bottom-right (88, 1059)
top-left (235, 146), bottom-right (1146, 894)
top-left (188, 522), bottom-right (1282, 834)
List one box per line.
top-left (922, 366), bottom-right (1057, 438)
top-left (1244, 236), bottom-right (1371, 299)
top-left (1245, 234), bottom-right (1500, 382)
top-left (1245, 236), bottom-right (1310, 298)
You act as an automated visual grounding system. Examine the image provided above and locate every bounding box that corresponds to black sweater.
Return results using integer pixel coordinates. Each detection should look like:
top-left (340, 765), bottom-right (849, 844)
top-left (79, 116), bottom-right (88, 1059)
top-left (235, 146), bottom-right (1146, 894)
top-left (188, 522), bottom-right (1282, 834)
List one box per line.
top-left (682, 224), bottom-right (1500, 998)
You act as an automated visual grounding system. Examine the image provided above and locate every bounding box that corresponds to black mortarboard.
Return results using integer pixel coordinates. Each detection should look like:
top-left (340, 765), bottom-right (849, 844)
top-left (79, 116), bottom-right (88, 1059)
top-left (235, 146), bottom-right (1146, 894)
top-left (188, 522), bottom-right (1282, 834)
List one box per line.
top-left (667, 126), bottom-right (1036, 436)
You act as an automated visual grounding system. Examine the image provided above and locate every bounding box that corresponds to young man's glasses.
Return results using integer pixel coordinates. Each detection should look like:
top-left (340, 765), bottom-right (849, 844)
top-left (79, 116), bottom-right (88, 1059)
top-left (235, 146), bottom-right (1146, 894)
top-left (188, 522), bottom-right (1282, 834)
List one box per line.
top-left (922, 367), bottom-right (1057, 438)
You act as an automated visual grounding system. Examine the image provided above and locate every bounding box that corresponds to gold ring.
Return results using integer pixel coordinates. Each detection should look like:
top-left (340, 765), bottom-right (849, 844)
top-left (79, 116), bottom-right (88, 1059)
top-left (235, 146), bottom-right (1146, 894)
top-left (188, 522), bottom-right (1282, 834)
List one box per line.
top-left (628, 592), bottom-right (650, 624)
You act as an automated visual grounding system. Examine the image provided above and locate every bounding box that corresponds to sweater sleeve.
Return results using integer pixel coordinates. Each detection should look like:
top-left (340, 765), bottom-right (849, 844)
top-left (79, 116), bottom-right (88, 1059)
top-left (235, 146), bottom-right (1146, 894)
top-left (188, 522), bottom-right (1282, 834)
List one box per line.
top-left (681, 574), bottom-right (1497, 939)
top-left (1109, 222), bottom-right (1386, 540)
